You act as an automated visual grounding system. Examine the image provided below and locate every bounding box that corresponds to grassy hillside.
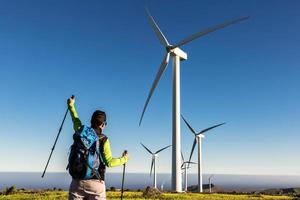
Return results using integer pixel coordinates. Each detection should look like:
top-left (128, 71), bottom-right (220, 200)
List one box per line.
top-left (0, 191), bottom-right (295, 200)
top-left (261, 188), bottom-right (300, 196)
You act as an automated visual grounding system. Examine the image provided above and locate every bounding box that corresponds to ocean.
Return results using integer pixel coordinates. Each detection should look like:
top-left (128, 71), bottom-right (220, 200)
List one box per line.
top-left (1, 172), bottom-right (300, 192)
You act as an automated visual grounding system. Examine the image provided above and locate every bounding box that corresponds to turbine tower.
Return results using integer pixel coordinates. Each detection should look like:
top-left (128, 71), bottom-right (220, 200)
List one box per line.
top-left (141, 143), bottom-right (171, 189)
top-left (139, 9), bottom-right (248, 192)
top-left (181, 152), bottom-right (196, 192)
top-left (181, 115), bottom-right (225, 193)
top-left (208, 174), bottom-right (214, 193)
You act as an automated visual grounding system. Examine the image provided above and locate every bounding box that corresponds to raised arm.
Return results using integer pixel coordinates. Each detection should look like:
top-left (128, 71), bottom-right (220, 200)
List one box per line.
top-left (67, 96), bottom-right (82, 132)
top-left (101, 139), bottom-right (128, 167)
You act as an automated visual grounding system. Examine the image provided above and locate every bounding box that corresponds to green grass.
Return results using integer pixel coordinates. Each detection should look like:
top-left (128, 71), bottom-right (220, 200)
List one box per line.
top-left (0, 191), bottom-right (68, 200)
top-left (0, 191), bottom-right (294, 200)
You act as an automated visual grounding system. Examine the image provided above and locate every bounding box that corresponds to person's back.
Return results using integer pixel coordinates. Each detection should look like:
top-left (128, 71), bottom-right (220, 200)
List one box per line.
top-left (67, 96), bottom-right (129, 200)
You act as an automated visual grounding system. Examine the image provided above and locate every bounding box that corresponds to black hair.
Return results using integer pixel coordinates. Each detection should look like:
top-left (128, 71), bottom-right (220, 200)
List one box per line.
top-left (91, 110), bottom-right (107, 130)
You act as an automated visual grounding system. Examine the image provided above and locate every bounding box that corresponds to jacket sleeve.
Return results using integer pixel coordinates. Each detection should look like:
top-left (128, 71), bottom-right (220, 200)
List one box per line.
top-left (101, 139), bottom-right (128, 167)
top-left (68, 103), bottom-right (82, 132)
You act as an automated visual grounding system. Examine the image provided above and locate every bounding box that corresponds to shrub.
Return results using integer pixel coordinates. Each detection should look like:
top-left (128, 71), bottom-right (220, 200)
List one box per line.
top-left (142, 186), bottom-right (162, 198)
top-left (110, 186), bottom-right (116, 191)
top-left (4, 185), bottom-right (17, 195)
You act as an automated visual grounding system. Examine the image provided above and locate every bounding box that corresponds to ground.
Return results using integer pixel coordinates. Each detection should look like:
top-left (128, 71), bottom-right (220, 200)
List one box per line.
top-left (0, 191), bottom-right (296, 200)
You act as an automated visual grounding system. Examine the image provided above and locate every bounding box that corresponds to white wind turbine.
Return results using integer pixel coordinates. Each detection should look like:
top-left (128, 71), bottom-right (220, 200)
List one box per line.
top-left (139, 9), bottom-right (249, 192)
top-left (141, 143), bottom-right (171, 189)
top-left (181, 152), bottom-right (196, 192)
top-left (181, 115), bottom-right (225, 193)
top-left (208, 174), bottom-right (214, 193)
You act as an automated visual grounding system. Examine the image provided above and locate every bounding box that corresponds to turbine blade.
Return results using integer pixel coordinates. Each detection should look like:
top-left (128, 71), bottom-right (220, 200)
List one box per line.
top-left (173, 16), bottom-right (249, 48)
top-left (139, 53), bottom-right (170, 126)
top-left (181, 151), bottom-right (184, 162)
top-left (181, 162), bottom-right (188, 169)
top-left (146, 8), bottom-right (170, 47)
top-left (181, 115), bottom-right (196, 134)
top-left (140, 143), bottom-right (153, 154)
top-left (150, 158), bottom-right (154, 177)
top-left (181, 163), bottom-right (185, 169)
top-left (186, 161), bottom-right (197, 165)
top-left (188, 138), bottom-right (197, 167)
top-left (199, 123), bottom-right (225, 134)
top-left (155, 145), bottom-right (171, 154)
top-left (182, 161), bottom-right (197, 167)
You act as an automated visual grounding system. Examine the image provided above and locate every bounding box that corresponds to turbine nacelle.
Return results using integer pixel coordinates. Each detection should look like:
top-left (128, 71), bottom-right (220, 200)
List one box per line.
top-left (152, 154), bottom-right (158, 158)
top-left (169, 47), bottom-right (187, 60)
top-left (181, 161), bottom-right (197, 169)
top-left (197, 134), bottom-right (205, 139)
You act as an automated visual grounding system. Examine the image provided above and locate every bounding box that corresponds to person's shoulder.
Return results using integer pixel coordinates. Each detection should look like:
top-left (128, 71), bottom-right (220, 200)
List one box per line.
top-left (74, 125), bottom-right (89, 132)
top-left (99, 134), bottom-right (108, 143)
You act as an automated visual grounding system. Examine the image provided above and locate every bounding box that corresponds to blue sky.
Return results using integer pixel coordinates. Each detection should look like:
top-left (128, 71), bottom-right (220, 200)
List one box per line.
top-left (0, 0), bottom-right (300, 175)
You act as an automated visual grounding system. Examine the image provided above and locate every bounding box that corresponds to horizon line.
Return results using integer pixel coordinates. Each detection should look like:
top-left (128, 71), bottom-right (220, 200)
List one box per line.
top-left (1, 171), bottom-right (300, 177)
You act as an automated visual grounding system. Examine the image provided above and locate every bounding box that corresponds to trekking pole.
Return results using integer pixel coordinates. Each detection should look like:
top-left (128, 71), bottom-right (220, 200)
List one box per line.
top-left (120, 150), bottom-right (127, 200)
top-left (41, 95), bottom-right (74, 178)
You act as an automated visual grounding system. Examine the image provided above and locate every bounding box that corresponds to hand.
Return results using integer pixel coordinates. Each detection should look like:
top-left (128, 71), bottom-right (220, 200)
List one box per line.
top-left (67, 95), bottom-right (75, 106)
top-left (122, 150), bottom-right (129, 159)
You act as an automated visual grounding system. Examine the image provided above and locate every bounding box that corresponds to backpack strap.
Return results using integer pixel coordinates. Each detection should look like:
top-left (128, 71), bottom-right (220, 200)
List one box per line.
top-left (99, 134), bottom-right (108, 144)
top-left (97, 134), bottom-right (108, 180)
top-left (85, 139), bottom-right (103, 181)
top-left (85, 162), bottom-right (102, 181)
top-left (98, 134), bottom-right (107, 162)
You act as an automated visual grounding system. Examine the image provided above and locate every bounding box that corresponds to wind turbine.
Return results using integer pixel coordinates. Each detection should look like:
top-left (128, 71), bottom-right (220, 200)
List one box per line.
top-left (181, 152), bottom-right (196, 192)
top-left (181, 115), bottom-right (225, 193)
top-left (208, 174), bottom-right (214, 193)
top-left (141, 143), bottom-right (171, 189)
top-left (139, 9), bottom-right (249, 192)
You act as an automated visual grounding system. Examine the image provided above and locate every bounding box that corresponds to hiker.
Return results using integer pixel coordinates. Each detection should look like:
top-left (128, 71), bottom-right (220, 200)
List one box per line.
top-left (67, 96), bottom-right (129, 200)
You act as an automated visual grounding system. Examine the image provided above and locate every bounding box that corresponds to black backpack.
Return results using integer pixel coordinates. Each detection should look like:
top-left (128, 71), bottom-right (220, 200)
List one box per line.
top-left (67, 125), bottom-right (104, 180)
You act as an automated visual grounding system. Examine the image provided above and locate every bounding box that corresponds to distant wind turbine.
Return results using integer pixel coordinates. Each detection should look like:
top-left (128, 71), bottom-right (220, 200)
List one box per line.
top-left (139, 9), bottom-right (248, 192)
top-left (181, 115), bottom-right (225, 192)
top-left (181, 152), bottom-right (196, 192)
top-left (141, 143), bottom-right (171, 189)
top-left (208, 174), bottom-right (214, 193)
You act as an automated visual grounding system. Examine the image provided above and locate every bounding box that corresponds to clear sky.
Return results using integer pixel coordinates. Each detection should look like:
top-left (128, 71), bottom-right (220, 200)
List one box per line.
top-left (0, 0), bottom-right (300, 175)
